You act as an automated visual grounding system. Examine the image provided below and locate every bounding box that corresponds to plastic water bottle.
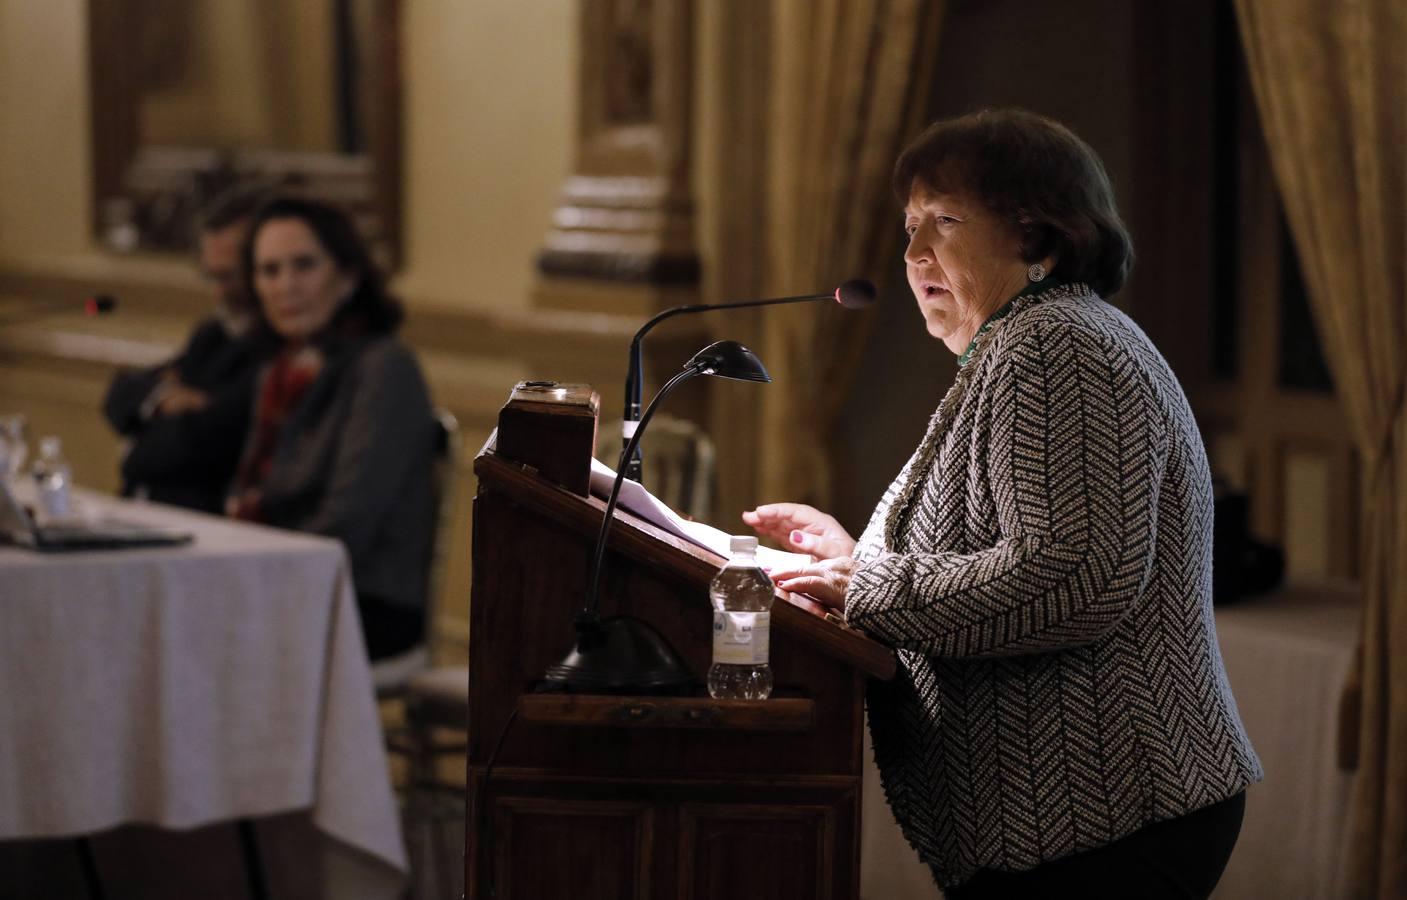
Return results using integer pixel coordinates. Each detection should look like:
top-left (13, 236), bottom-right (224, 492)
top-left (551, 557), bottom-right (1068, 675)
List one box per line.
top-left (31, 436), bottom-right (72, 519)
top-left (707, 535), bottom-right (774, 700)
top-left (0, 414), bottom-right (27, 481)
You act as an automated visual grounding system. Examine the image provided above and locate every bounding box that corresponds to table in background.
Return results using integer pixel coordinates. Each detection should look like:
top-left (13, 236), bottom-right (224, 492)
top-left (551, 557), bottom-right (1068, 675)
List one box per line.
top-left (0, 488), bottom-right (406, 898)
top-left (1212, 581), bottom-right (1358, 900)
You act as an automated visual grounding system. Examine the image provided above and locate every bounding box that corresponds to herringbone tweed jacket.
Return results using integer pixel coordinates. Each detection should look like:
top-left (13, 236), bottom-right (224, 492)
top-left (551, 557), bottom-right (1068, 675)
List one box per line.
top-left (846, 283), bottom-right (1262, 888)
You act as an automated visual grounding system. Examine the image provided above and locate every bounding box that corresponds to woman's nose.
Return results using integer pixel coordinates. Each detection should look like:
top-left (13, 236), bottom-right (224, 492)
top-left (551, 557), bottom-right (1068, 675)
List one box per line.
top-left (260, 274), bottom-right (289, 300)
top-left (904, 235), bottom-right (932, 267)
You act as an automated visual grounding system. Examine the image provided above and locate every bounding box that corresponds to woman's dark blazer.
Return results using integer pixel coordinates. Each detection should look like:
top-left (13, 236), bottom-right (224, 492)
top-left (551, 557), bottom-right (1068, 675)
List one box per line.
top-left (253, 333), bottom-right (436, 614)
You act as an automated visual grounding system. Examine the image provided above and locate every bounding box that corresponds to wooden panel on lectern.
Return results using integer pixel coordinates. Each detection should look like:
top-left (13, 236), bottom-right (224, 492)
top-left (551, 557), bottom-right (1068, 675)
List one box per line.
top-left (469, 384), bottom-right (894, 900)
top-left (682, 803), bottom-right (832, 900)
top-left (494, 380), bottom-right (598, 495)
top-left (498, 797), bottom-right (653, 900)
top-left (480, 775), bottom-right (854, 900)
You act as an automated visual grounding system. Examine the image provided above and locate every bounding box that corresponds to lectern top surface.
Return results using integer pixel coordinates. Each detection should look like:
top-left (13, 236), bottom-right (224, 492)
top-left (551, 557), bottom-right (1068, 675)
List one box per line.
top-left (507, 381), bottom-right (599, 411)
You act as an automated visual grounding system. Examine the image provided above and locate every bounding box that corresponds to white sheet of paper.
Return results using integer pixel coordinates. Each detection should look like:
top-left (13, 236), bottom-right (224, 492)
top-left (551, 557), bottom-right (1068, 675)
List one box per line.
top-left (588, 458), bottom-right (812, 572)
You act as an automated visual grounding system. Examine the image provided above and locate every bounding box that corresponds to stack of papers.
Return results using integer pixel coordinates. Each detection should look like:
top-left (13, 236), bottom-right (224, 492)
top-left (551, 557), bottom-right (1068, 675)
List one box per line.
top-left (588, 458), bottom-right (812, 573)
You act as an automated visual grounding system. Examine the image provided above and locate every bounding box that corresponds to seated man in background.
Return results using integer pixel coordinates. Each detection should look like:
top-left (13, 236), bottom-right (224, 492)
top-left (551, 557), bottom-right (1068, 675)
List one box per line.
top-left (103, 187), bottom-right (269, 513)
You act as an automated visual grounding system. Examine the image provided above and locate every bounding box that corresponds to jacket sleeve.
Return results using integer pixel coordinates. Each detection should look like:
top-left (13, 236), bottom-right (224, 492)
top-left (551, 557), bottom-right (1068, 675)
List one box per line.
top-left (103, 365), bottom-right (169, 435)
top-left (118, 366), bottom-right (256, 485)
top-left (102, 320), bottom-right (221, 435)
top-left (301, 342), bottom-right (434, 559)
top-left (844, 320), bottom-right (1167, 658)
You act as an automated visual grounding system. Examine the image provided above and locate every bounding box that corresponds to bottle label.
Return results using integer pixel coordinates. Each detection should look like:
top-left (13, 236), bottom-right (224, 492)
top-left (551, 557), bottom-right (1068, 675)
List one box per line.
top-left (40, 489), bottom-right (70, 519)
top-left (712, 611), bottom-right (770, 665)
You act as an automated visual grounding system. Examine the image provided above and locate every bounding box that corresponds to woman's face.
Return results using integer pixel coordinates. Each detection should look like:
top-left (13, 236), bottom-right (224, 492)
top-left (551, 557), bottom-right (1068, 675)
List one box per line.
top-left (252, 218), bottom-right (357, 342)
top-left (903, 183), bottom-right (1032, 353)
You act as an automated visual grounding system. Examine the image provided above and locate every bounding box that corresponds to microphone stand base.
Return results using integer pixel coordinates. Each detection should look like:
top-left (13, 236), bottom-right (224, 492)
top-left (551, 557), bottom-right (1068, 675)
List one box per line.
top-left (539, 614), bottom-right (696, 696)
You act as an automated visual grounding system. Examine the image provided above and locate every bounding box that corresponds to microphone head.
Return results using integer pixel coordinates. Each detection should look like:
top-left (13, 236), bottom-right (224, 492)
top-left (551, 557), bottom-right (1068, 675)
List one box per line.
top-left (834, 279), bottom-right (877, 310)
top-left (85, 295), bottom-right (117, 316)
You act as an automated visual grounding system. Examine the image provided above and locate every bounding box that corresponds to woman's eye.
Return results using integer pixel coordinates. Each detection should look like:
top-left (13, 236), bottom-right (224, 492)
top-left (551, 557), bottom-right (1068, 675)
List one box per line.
top-left (904, 223), bottom-right (918, 236)
top-left (937, 215), bottom-right (957, 226)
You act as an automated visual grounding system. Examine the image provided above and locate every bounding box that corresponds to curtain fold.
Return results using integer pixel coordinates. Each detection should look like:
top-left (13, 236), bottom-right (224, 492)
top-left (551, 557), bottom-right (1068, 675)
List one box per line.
top-left (754, 0), bottom-right (946, 507)
top-left (1233, 1), bottom-right (1407, 895)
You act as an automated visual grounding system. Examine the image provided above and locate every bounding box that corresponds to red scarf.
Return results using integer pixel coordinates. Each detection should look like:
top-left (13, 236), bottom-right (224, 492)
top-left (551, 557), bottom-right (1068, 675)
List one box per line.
top-left (227, 344), bottom-right (325, 521)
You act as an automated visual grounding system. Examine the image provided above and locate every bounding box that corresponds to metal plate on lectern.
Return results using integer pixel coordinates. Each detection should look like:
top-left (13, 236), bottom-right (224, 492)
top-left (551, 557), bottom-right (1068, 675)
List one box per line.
top-left (507, 381), bottom-right (598, 411)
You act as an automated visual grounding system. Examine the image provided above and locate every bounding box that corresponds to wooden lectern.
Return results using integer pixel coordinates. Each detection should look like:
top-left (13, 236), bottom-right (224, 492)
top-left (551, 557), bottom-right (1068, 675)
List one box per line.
top-left (468, 382), bottom-right (896, 900)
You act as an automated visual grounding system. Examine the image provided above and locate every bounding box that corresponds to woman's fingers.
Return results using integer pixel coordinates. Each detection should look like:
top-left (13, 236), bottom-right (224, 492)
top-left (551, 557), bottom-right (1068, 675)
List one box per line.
top-left (782, 524), bottom-right (856, 560)
top-left (770, 557), bottom-right (857, 610)
top-left (743, 505), bottom-right (814, 548)
top-left (787, 529), bottom-right (825, 555)
top-left (743, 502), bottom-right (821, 529)
top-left (741, 510), bottom-right (791, 541)
top-left (774, 574), bottom-right (845, 609)
top-left (742, 503), bottom-right (856, 557)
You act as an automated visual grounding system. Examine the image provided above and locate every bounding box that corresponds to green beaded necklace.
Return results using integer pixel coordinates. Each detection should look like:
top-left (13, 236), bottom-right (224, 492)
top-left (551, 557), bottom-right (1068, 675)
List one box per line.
top-left (955, 277), bottom-right (1059, 367)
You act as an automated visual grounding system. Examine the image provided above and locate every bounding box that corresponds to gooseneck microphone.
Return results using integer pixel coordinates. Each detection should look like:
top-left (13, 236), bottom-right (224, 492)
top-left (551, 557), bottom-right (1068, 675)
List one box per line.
top-left (0, 295), bottom-right (118, 328)
top-left (622, 279), bottom-right (875, 480)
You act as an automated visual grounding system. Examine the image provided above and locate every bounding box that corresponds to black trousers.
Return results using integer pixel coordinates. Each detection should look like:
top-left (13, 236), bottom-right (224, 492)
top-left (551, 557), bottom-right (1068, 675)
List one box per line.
top-left (941, 791), bottom-right (1245, 900)
top-left (358, 592), bottom-right (426, 660)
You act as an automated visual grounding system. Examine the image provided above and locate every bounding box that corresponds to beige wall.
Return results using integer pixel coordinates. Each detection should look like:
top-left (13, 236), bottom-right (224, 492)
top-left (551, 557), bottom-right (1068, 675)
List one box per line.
top-left (140, 1), bottom-right (339, 152)
top-left (0, 1), bottom-right (91, 261)
top-left (400, 0), bottom-right (575, 309)
top-left (0, 0), bottom-right (577, 313)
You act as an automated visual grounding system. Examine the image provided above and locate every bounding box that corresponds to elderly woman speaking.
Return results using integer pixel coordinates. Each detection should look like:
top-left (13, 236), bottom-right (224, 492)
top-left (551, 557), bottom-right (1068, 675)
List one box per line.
top-left (746, 110), bottom-right (1262, 898)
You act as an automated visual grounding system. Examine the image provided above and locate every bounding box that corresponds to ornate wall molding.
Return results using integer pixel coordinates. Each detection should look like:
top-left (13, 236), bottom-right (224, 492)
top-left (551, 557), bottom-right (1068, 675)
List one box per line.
top-left (535, 0), bottom-right (699, 290)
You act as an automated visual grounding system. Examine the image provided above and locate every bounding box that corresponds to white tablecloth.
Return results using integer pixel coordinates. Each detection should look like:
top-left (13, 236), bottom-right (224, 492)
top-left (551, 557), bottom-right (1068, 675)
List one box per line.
top-left (0, 488), bottom-right (406, 897)
top-left (1212, 581), bottom-right (1358, 900)
top-left (861, 719), bottom-right (943, 899)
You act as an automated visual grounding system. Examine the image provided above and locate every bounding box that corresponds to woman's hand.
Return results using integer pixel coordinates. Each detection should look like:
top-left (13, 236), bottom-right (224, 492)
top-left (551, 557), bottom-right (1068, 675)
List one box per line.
top-left (769, 556), bottom-right (858, 611)
top-left (742, 502), bottom-right (856, 559)
top-left (155, 383), bottom-right (211, 417)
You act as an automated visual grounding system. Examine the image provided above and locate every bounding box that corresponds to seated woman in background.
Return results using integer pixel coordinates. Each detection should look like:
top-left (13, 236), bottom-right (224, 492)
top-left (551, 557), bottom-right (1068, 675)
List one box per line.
top-left (228, 196), bottom-right (436, 661)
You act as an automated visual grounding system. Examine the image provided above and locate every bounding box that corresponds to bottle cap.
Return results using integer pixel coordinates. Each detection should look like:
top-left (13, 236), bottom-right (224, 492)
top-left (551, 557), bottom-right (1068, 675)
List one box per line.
top-left (730, 535), bottom-right (758, 554)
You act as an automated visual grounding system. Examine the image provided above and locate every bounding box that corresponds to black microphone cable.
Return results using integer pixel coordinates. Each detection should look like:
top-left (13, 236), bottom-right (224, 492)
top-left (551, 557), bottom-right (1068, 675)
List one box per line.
top-left (475, 700), bottom-right (521, 899)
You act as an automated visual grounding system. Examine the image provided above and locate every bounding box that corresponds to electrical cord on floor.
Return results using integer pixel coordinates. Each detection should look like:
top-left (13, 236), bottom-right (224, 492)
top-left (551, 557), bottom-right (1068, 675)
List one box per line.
top-left (476, 700), bottom-right (521, 899)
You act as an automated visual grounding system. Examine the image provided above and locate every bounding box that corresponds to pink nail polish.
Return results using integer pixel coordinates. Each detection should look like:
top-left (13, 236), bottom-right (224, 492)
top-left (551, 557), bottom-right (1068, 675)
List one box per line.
top-left (790, 530), bottom-right (803, 544)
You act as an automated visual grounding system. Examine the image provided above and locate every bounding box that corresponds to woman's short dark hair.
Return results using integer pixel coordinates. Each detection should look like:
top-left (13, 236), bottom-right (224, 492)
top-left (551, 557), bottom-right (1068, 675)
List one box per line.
top-left (241, 195), bottom-right (404, 338)
top-left (893, 109), bottom-right (1133, 297)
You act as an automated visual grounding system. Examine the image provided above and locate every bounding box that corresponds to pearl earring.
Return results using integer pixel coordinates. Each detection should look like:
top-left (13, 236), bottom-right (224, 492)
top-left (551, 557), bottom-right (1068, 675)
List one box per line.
top-left (1027, 263), bottom-right (1047, 283)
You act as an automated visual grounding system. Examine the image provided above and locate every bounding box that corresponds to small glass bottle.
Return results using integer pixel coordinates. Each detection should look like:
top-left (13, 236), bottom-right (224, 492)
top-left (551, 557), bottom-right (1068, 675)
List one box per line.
top-left (707, 535), bottom-right (775, 700)
top-left (31, 436), bottom-right (72, 520)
